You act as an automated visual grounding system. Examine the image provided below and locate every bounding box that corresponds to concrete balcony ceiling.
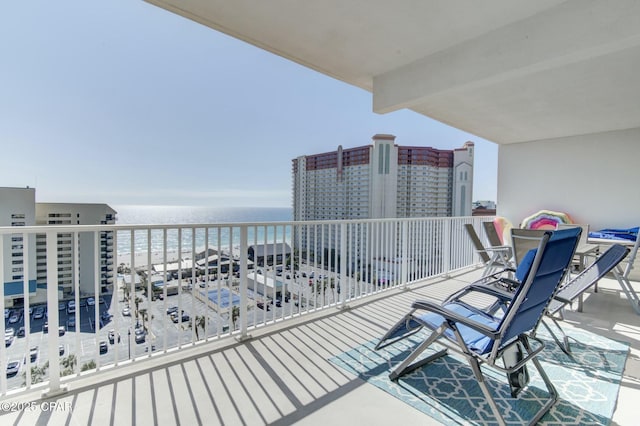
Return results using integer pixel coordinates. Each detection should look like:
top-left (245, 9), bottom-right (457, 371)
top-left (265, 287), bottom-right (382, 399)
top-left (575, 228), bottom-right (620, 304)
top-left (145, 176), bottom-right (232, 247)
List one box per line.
top-left (146, 0), bottom-right (640, 144)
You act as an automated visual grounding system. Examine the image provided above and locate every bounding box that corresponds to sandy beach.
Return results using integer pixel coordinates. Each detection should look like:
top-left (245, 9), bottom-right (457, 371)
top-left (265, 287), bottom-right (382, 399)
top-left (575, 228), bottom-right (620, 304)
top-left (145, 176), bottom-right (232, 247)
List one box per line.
top-left (116, 249), bottom-right (191, 270)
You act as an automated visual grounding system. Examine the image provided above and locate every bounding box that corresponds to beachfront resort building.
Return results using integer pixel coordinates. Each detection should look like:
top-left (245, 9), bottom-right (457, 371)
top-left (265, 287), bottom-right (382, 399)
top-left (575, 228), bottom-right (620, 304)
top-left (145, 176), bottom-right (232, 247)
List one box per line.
top-left (0, 187), bottom-right (116, 306)
top-left (292, 134), bottom-right (474, 221)
top-left (291, 136), bottom-right (474, 266)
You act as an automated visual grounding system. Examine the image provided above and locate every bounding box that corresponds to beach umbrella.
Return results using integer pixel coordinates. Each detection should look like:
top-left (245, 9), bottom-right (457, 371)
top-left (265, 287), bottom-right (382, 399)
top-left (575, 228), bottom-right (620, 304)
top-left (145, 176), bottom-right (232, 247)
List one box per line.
top-left (520, 209), bottom-right (573, 230)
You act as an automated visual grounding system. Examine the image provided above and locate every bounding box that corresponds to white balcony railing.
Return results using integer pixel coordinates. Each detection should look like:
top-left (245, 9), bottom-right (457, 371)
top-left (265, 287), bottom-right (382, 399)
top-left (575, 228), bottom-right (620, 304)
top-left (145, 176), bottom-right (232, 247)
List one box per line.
top-left (0, 216), bottom-right (491, 397)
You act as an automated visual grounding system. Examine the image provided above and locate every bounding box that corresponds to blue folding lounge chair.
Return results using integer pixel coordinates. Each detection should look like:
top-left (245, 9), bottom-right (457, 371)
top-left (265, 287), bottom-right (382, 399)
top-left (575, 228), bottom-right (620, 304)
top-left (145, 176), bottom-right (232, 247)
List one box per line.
top-left (376, 228), bottom-right (581, 426)
top-left (542, 243), bottom-right (629, 354)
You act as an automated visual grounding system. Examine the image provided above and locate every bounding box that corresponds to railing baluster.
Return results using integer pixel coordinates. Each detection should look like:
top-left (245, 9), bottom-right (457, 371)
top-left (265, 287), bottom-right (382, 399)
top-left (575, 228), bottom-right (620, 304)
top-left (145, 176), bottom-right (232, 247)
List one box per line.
top-left (239, 225), bottom-right (248, 340)
top-left (129, 229), bottom-right (135, 360)
top-left (401, 220), bottom-right (409, 290)
top-left (191, 227), bottom-right (196, 345)
top-left (94, 231), bottom-right (101, 370)
top-left (147, 228), bottom-right (153, 354)
top-left (162, 228), bottom-right (168, 352)
top-left (22, 232), bottom-right (32, 387)
top-left (0, 234), bottom-right (6, 396)
top-left (45, 230), bottom-right (63, 396)
top-left (339, 222), bottom-right (347, 309)
top-left (113, 230), bottom-right (120, 364)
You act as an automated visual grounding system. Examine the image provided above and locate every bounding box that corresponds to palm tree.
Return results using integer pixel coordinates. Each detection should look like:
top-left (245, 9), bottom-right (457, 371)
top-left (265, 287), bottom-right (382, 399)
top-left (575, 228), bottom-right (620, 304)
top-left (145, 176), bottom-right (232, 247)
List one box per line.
top-left (81, 360), bottom-right (96, 372)
top-left (22, 361), bottom-right (49, 386)
top-left (231, 305), bottom-right (240, 330)
top-left (134, 296), bottom-right (143, 326)
top-left (187, 314), bottom-right (207, 340)
top-left (61, 354), bottom-right (77, 377)
top-left (195, 315), bottom-right (206, 339)
top-left (121, 282), bottom-right (130, 303)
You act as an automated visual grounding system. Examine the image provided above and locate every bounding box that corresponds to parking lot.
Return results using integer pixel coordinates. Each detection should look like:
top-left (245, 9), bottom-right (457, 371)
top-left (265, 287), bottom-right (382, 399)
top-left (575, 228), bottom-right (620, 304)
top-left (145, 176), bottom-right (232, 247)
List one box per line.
top-left (4, 265), bottom-right (351, 391)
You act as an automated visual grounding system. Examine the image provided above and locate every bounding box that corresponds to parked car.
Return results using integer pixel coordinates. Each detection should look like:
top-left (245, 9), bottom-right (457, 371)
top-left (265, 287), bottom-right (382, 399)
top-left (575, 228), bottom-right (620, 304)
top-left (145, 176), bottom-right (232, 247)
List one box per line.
top-left (6, 360), bottom-right (20, 377)
top-left (87, 297), bottom-right (95, 306)
top-left (122, 307), bottom-right (131, 316)
top-left (17, 326), bottom-right (25, 337)
top-left (33, 307), bottom-right (45, 320)
top-left (108, 329), bottom-right (120, 344)
top-left (43, 322), bottom-right (48, 333)
top-left (8, 312), bottom-right (20, 324)
top-left (67, 317), bottom-right (76, 329)
top-left (58, 326), bottom-right (66, 336)
top-left (4, 309), bottom-right (9, 319)
top-left (67, 305), bottom-right (76, 315)
top-left (134, 328), bottom-right (145, 343)
top-left (166, 306), bottom-right (178, 315)
top-left (58, 302), bottom-right (66, 311)
top-left (256, 302), bottom-right (270, 311)
top-left (59, 345), bottom-right (65, 356)
top-left (67, 300), bottom-right (75, 309)
top-left (99, 341), bottom-right (108, 354)
top-left (99, 296), bottom-right (106, 305)
top-left (29, 346), bottom-right (38, 362)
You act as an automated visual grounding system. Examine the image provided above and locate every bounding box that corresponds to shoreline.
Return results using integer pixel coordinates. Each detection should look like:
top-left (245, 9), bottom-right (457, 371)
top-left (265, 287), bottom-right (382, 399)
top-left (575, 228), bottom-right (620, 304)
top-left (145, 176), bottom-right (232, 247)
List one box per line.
top-left (116, 249), bottom-right (191, 270)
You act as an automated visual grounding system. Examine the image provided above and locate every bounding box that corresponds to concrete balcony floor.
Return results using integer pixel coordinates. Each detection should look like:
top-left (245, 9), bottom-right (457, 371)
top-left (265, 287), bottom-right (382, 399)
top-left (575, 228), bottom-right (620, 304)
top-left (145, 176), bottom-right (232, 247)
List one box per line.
top-left (2, 268), bottom-right (639, 425)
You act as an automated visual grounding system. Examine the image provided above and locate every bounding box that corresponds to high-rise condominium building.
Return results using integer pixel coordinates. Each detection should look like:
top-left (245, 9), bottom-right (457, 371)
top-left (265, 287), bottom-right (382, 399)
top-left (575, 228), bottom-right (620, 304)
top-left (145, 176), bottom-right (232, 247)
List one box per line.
top-left (0, 187), bottom-right (37, 305)
top-left (292, 134), bottom-right (474, 221)
top-left (0, 187), bottom-right (116, 306)
top-left (291, 135), bottom-right (474, 267)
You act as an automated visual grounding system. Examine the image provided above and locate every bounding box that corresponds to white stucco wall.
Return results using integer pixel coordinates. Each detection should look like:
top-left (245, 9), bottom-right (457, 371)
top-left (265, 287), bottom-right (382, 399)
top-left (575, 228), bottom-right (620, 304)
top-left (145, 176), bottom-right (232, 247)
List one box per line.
top-left (497, 127), bottom-right (640, 230)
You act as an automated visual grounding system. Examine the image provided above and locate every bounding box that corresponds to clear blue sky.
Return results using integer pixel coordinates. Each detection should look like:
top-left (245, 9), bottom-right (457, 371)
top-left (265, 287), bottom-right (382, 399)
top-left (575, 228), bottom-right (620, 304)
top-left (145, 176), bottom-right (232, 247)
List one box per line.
top-left (0, 1), bottom-right (497, 208)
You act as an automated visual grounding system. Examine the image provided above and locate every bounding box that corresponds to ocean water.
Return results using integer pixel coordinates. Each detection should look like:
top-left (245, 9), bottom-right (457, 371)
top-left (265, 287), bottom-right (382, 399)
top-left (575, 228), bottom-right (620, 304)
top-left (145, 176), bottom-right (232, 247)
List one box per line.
top-left (114, 205), bottom-right (292, 225)
top-left (113, 205), bottom-right (292, 256)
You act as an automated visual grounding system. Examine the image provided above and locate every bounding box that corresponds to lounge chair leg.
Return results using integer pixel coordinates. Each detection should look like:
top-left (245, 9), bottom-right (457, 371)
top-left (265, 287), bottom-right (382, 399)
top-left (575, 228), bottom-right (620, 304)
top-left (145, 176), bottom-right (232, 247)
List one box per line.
top-left (523, 339), bottom-right (559, 425)
top-left (389, 349), bottom-right (447, 381)
top-left (375, 312), bottom-right (422, 350)
top-left (388, 329), bottom-right (444, 381)
top-left (468, 358), bottom-right (507, 426)
top-left (540, 318), bottom-right (572, 356)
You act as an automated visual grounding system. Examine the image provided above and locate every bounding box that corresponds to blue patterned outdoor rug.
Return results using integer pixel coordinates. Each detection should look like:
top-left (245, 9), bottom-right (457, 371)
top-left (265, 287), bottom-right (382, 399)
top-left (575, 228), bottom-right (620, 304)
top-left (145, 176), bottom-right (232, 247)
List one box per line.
top-left (330, 325), bottom-right (628, 425)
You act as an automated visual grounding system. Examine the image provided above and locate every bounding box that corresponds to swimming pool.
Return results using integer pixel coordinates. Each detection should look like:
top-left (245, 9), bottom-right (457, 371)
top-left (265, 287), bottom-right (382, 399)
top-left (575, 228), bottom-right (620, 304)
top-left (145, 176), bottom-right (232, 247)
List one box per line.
top-left (205, 288), bottom-right (240, 309)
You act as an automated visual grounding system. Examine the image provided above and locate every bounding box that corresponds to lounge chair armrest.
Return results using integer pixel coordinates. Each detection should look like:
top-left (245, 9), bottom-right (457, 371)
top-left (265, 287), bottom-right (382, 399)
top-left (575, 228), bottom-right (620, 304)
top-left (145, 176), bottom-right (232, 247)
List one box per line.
top-left (465, 283), bottom-right (515, 301)
top-left (444, 281), bottom-right (514, 303)
top-left (477, 267), bottom-right (516, 281)
top-left (497, 277), bottom-right (521, 291)
top-left (482, 246), bottom-right (511, 253)
top-left (477, 246), bottom-right (512, 259)
top-left (411, 300), bottom-right (500, 338)
top-left (553, 294), bottom-right (572, 304)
